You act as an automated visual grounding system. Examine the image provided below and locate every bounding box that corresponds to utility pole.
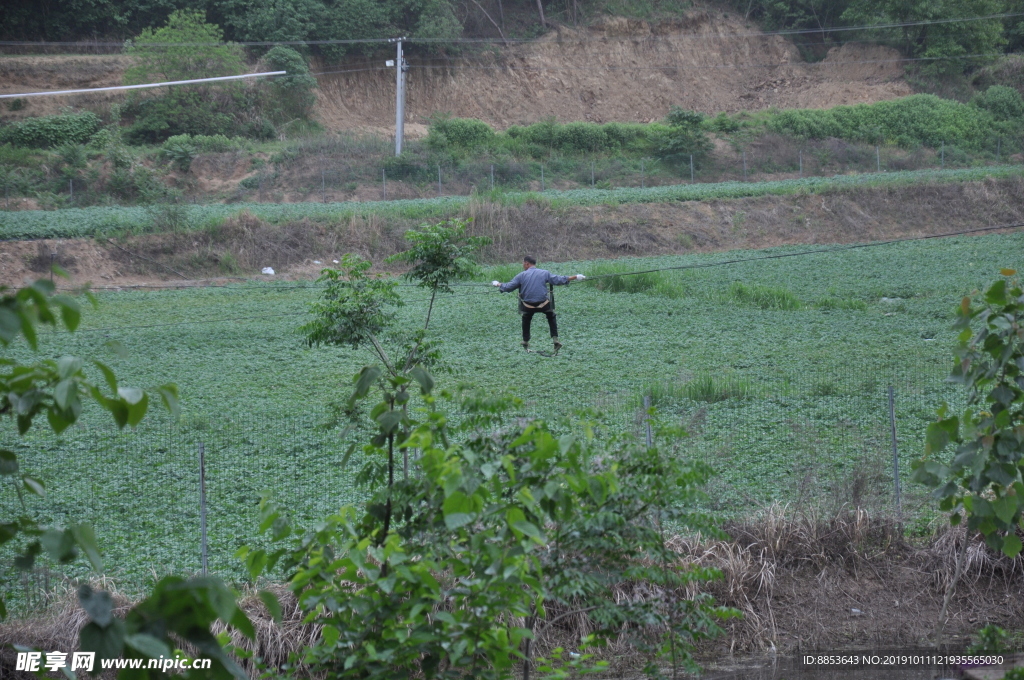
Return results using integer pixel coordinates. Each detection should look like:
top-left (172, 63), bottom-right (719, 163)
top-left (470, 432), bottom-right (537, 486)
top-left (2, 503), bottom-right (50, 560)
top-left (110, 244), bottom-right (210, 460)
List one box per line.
top-left (388, 38), bottom-right (409, 156)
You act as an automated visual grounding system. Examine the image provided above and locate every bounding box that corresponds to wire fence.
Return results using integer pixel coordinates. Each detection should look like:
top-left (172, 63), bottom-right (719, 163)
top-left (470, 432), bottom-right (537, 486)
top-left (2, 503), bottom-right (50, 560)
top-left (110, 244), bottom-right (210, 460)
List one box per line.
top-left (0, 352), bottom-right (963, 611)
top-left (240, 136), bottom-right (1023, 205)
top-left (7, 134), bottom-right (1020, 211)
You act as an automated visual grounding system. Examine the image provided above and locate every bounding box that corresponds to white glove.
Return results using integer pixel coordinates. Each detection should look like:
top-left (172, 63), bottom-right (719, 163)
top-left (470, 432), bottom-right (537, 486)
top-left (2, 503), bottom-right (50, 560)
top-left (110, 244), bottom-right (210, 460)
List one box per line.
top-left (491, 280), bottom-right (501, 287)
top-left (575, 274), bottom-right (586, 281)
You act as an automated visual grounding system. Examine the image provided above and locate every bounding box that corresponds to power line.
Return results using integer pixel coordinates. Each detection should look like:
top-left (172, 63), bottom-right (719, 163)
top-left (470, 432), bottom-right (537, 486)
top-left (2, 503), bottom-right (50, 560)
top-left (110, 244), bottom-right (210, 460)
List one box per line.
top-left (576, 222), bottom-right (1024, 282)
top-left (0, 71), bottom-right (285, 99)
top-left (1, 12), bottom-right (1019, 48)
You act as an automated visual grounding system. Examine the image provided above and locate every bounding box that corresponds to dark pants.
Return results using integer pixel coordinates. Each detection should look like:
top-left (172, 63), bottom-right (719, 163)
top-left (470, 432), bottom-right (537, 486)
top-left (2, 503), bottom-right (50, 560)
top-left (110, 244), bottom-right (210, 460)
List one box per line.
top-left (521, 308), bottom-right (558, 343)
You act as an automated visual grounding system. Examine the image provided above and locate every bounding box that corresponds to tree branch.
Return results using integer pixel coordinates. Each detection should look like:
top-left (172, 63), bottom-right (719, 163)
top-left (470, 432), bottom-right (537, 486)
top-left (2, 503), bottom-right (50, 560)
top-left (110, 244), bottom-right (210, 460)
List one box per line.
top-left (469, 0), bottom-right (508, 43)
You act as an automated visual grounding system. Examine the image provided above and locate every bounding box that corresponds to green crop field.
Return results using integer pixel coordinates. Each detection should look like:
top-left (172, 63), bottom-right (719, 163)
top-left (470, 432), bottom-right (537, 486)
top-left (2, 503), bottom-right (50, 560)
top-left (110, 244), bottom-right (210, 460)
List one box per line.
top-left (3, 230), bottom-right (1024, 605)
top-left (2, 165), bottom-right (1023, 240)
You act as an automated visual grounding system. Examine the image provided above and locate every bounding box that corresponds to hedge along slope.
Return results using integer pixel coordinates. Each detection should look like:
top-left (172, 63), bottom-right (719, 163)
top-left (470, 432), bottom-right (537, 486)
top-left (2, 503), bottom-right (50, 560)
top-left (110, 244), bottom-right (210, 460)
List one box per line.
top-left (2, 165), bottom-right (1024, 241)
top-left (764, 92), bottom-right (1023, 150)
top-left (0, 112), bottom-right (102, 148)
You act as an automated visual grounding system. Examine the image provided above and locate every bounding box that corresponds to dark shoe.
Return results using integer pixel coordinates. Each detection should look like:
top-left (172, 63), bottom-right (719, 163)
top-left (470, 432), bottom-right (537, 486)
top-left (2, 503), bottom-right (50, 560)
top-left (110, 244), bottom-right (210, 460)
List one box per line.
top-left (522, 341), bottom-right (530, 351)
top-left (553, 339), bottom-right (563, 352)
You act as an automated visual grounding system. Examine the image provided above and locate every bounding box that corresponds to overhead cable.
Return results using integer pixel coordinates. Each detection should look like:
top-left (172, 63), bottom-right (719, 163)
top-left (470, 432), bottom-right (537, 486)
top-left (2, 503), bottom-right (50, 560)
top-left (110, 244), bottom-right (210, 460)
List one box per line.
top-left (1, 12), bottom-right (1020, 47)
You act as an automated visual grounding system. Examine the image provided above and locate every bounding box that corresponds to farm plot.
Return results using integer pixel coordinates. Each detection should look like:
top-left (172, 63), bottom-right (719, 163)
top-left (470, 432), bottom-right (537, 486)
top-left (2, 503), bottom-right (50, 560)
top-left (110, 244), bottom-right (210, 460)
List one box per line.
top-left (2, 231), bottom-right (1023, 603)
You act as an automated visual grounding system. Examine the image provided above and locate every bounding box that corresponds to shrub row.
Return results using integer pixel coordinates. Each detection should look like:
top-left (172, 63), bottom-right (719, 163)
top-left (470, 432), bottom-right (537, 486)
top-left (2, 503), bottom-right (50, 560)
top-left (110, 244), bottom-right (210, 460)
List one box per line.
top-left (764, 90), bottom-right (1024, 150)
top-left (0, 112), bottom-right (102, 148)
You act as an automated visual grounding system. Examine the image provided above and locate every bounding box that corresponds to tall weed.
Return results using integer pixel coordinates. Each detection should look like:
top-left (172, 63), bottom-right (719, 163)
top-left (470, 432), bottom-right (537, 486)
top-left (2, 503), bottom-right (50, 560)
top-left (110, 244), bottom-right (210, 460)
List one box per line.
top-left (728, 281), bottom-right (801, 310)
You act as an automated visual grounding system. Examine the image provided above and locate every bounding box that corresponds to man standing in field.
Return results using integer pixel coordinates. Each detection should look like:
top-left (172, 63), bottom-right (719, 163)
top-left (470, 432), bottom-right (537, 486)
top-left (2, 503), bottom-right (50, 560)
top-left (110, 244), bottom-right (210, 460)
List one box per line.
top-left (492, 256), bottom-right (585, 352)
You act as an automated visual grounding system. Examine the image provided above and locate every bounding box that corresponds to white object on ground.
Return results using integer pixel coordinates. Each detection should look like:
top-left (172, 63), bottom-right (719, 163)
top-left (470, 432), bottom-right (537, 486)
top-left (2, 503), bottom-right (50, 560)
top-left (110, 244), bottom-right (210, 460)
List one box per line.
top-left (333, 259), bottom-right (340, 264)
top-left (313, 260), bottom-right (322, 265)
top-left (262, 267), bottom-right (275, 275)
top-left (575, 274), bottom-right (586, 281)
top-left (491, 280), bottom-right (501, 287)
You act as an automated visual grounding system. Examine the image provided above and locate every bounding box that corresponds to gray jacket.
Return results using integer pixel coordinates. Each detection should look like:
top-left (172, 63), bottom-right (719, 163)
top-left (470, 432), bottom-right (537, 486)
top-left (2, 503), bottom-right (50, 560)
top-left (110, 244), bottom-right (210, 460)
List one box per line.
top-left (499, 267), bottom-right (570, 303)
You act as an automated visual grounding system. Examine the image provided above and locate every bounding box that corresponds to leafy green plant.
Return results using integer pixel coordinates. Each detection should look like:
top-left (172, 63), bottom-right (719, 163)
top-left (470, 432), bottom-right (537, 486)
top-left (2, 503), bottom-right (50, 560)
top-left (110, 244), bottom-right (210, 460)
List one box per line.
top-left (0, 112), bottom-right (101, 149)
top-left (243, 376), bottom-right (734, 679)
top-left (161, 135), bottom-right (199, 172)
top-left (968, 624), bottom-right (1011, 654)
top-left (913, 269), bottom-right (1024, 636)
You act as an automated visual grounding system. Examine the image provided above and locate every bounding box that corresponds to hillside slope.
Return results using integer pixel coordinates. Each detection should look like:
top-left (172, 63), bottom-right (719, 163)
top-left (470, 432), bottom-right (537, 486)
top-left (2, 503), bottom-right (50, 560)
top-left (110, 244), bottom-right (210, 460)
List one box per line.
top-left (1, 10), bottom-right (910, 133)
top-left (315, 12), bottom-right (911, 133)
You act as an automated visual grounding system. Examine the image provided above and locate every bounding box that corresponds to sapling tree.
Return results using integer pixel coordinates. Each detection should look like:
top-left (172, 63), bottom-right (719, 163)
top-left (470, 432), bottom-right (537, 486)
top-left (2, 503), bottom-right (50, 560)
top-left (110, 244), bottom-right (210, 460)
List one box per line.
top-left (302, 220), bottom-right (488, 532)
top-left (1, 279), bottom-right (258, 679)
top-left (913, 268), bottom-right (1024, 634)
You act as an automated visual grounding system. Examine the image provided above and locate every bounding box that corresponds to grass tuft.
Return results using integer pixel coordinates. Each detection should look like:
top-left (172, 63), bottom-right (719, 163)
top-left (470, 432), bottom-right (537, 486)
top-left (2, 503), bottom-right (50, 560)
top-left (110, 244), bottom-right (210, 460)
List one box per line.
top-left (728, 281), bottom-right (801, 310)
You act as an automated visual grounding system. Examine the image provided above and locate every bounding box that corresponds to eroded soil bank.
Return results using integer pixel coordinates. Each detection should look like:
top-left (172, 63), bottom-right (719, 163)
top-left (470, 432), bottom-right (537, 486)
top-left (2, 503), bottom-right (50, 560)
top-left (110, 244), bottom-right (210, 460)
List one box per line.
top-left (3, 176), bottom-right (1024, 288)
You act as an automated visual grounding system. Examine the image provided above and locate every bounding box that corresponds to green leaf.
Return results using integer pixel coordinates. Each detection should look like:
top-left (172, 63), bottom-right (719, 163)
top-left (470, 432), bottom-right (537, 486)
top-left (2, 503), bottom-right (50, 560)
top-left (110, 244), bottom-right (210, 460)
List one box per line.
top-left (443, 491), bottom-right (475, 529)
top-left (1003, 533), bottom-right (1023, 558)
top-left (78, 585), bottom-right (114, 627)
top-left (155, 384), bottom-right (180, 419)
top-left (57, 356), bottom-right (83, 380)
top-left (512, 520), bottom-right (545, 543)
top-left (125, 633), bottom-right (171, 660)
top-left (987, 279), bottom-right (1008, 306)
top-left (92, 360), bottom-right (119, 392)
top-left (408, 366), bottom-right (434, 395)
top-left (79, 619), bottom-right (125, 664)
top-left (0, 450), bottom-right (18, 476)
top-left (376, 409), bottom-right (403, 435)
top-left (993, 495), bottom-right (1019, 525)
top-left (258, 590), bottom-right (282, 623)
top-left (52, 295), bottom-right (81, 332)
top-left (70, 524), bottom-right (103, 571)
top-left (41, 528), bottom-right (77, 562)
top-left (352, 365), bottom-right (383, 404)
top-left (23, 476), bottom-right (45, 498)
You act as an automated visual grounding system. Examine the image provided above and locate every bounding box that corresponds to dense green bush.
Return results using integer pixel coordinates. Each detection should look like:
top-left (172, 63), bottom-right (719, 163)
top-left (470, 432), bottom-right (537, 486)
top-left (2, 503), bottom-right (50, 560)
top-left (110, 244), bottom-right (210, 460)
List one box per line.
top-left (765, 94), bottom-right (1019, 149)
top-left (0, 112), bottom-right (102, 148)
top-left (261, 46), bottom-right (318, 122)
top-left (972, 85), bottom-right (1024, 121)
top-left (431, 118), bottom-right (659, 156)
top-left (426, 117), bottom-right (495, 151)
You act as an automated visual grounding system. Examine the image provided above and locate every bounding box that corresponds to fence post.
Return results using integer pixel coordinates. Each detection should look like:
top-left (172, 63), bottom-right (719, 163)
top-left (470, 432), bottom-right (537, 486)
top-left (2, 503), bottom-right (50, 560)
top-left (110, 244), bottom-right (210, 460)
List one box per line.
top-left (643, 394), bottom-right (653, 448)
top-left (382, 168), bottom-right (387, 200)
top-left (888, 386), bottom-right (902, 516)
top-left (321, 167), bottom-right (326, 203)
top-left (198, 442), bottom-right (208, 576)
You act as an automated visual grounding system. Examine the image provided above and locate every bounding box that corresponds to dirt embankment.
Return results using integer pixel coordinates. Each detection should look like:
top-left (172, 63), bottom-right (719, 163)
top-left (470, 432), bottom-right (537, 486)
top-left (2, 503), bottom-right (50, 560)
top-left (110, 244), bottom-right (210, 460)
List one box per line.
top-left (314, 13), bottom-right (911, 133)
top-left (2, 177), bottom-right (1022, 289)
top-left (1, 11), bottom-right (910, 132)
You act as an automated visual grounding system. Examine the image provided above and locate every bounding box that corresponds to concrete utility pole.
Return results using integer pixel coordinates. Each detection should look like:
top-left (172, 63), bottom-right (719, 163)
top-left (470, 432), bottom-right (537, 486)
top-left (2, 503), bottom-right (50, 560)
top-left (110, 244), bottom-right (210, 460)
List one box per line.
top-left (388, 38), bottom-right (409, 156)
